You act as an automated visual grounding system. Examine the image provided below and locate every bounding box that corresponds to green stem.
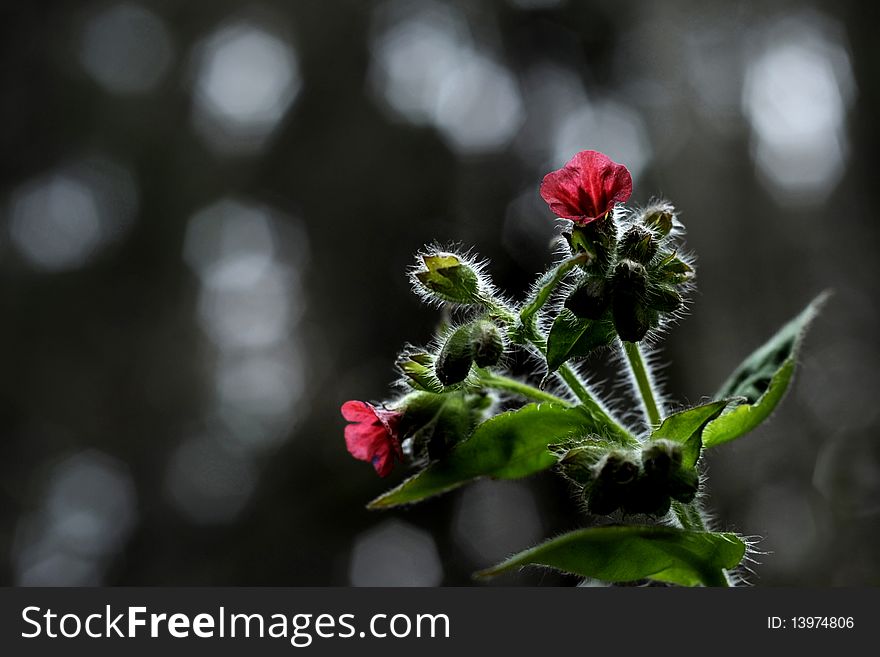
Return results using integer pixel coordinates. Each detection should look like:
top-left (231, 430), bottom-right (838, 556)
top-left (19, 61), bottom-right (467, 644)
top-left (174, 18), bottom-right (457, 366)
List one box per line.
top-left (622, 340), bottom-right (662, 428)
top-left (519, 253), bottom-right (589, 326)
top-left (671, 501), bottom-right (706, 532)
top-left (530, 334), bottom-right (636, 445)
top-left (486, 298), bottom-right (635, 444)
top-left (477, 371), bottom-right (571, 406)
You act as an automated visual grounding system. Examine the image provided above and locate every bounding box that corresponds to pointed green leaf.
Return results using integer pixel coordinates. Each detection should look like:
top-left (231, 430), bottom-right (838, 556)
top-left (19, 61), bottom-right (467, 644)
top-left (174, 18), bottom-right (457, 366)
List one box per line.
top-left (368, 403), bottom-right (601, 509)
top-left (703, 292), bottom-right (828, 449)
top-left (650, 400), bottom-right (731, 468)
top-left (476, 526), bottom-right (745, 587)
top-left (546, 308), bottom-right (615, 372)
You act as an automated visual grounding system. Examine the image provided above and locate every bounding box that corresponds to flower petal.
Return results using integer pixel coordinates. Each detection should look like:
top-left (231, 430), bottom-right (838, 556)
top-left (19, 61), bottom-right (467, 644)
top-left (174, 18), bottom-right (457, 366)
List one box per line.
top-left (341, 400), bottom-right (403, 476)
top-left (541, 165), bottom-right (591, 220)
top-left (541, 150), bottom-right (632, 225)
top-left (370, 442), bottom-right (396, 477)
top-left (344, 422), bottom-right (387, 461)
top-left (341, 400), bottom-right (379, 423)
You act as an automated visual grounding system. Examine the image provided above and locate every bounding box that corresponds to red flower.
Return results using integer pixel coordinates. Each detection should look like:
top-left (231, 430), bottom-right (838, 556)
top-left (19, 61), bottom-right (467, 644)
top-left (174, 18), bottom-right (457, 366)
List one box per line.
top-left (540, 150), bottom-right (632, 226)
top-left (341, 401), bottom-right (403, 477)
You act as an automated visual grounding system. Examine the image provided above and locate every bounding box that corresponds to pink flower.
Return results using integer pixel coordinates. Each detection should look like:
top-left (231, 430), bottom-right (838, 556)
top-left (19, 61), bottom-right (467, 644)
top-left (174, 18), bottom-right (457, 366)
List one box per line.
top-left (540, 150), bottom-right (633, 226)
top-left (341, 401), bottom-right (403, 477)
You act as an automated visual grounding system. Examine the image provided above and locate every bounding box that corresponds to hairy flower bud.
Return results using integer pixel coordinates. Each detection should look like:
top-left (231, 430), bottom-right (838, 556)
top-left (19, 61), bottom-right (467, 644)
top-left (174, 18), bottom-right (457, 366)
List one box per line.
top-left (641, 440), bottom-right (683, 480)
top-left (398, 391), bottom-right (484, 461)
top-left (435, 324), bottom-right (475, 386)
top-left (611, 259), bottom-right (655, 342)
top-left (635, 441), bottom-right (699, 507)
top-left (648, 285), bottom-right (683, 313)
top-left (397, 352), bottom-right (443, 393)
top-left (553, 441), bottom-right (607, 486)
top-left (564, 276), bottom-right (610, 320)
top-left (639, 204), bottom-right (675, 237)
top-left (623, 477), bottom-right (672, 516)
top-left (618, 225), bottom-right (658, 264)
top-left (470, 320), bottom-right (505, 368)
top-left (414, 253), bottom-right (481, 305)
top-left (586, 451), bottom-right (640, 515)
top-left (612, 259), bottom-right (648, 297)
top-left (564, 215), bottom-right (618, 273)
top-left (656, 253), bottom-right (694, 285)
top-left (668, 467), bottom-right (700, 503)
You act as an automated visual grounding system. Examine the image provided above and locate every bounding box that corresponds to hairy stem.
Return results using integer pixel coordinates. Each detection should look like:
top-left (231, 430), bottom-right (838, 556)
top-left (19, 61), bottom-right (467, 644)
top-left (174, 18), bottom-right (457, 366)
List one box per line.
top-left (671, 501), bottom-right (706, 532)
top-left (477, 370), bottom-right (571, 406)
top-left (485, 297), bottom-right (635, 443)
top-left (530, 334), bottom-right (636, 444)
top-left (621, 340), bottom-right (662, 428)
top-left (519, 253), bottom-right (589, 326)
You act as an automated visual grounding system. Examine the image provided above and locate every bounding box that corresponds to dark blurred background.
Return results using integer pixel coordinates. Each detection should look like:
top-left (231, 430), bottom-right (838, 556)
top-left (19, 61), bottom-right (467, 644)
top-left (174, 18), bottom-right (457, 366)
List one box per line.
top-left (0, 0), bottom-right (877, 586)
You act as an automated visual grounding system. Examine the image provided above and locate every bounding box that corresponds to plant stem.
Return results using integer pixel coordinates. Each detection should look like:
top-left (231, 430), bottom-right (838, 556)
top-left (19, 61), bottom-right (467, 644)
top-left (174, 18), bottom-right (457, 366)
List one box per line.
top-left (519, 253), bottom-right (589, 326)
top-left (529, 334), bottom-right (636, 444)
top-left (621, 340), bottom-right (662, 428)
top-left (485, 298), bottom-right (636, 444)
top-left (477, 371), bottom-right (570, 406)
top-left (671, 501), bottom-right (706, 531)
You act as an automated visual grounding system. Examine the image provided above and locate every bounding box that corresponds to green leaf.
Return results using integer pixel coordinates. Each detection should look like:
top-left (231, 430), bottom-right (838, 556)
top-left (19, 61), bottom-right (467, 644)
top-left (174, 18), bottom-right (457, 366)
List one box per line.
top-left (476, 526), bottom-right (745, 587)
top-left (546, 308), bottom-right (615, 372)
top-left (368, 403), bottom-right (601, 509)
top-left (702, 292), bottom-right (828, 449)
top-left (650, 400), bottom-right (731, 468)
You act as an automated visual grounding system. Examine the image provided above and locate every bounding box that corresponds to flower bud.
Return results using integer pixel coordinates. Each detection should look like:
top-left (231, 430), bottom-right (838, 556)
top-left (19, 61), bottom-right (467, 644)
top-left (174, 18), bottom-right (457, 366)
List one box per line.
top-left (435, 324), bottom-right (474, 386)
top-left (641, 440), bottom-right (683, 480)
top-left (564, 276), bottom-right (610, 320)
top-left (586, 451), bottom-right (640, 515)
top-left (639, 204), bottom-right (675, 237)
top-left (611, 259), bottom-right (655, 342)
top-left (470, 320), bottom-right (505, 368)
top-left (397, 352), bottom-right (443, 393)
top-left (613, 302), bottom-right (656, 343)
top-left (414, 253), bottom-right (481, 305)
top-left (648, 285), bottom-right (683, 313)
top-left (554, 443), bottom-right (606, 486)
top-left (622, 476), bottom-right (672, 516)
top-left (668, 467), bottom-right (700, 503)
top-left (618, 225), bottom-right (658, 264)
top-left (600, 452), bottom-right (640, 485)
top-left (612, 259), bottom-right (648, 297)
top-left (398, 391), bottom-right (481, 461)
top-left (564, 215), bottom-right (618, 273)
top-left (656, 253), bottom-right (694, 285)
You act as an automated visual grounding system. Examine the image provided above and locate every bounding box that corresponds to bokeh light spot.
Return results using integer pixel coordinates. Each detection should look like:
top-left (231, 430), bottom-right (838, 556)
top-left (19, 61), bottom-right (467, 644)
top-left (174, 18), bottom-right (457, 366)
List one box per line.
top-left (349, 519), bottom-right (443, 586)
top-left (14, 451), bottom-right (138, 586)
top-left (79, 2), bottom-right (174, 95)
top-left (191, 22), bottom-right (302, 154)
top-left (742, 13), bottom-right (855, 206)
top-left (7, 156), bottom-right (138, 272)
top-left (165, 434), bottom-right (257, 524)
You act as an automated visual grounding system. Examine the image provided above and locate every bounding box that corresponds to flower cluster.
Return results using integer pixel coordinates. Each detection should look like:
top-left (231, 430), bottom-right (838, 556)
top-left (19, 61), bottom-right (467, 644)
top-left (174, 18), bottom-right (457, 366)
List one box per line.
top-left (342, 149), bottom-right (689, 477)
top-left (336, 146), bottom-right (819, 589)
